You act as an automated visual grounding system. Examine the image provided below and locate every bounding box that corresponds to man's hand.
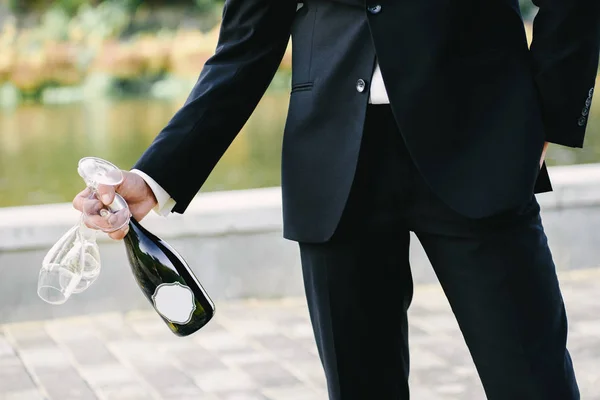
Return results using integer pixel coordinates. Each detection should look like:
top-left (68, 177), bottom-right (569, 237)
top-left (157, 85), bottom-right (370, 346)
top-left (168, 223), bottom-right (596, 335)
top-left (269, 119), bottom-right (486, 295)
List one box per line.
top-left (73, 171), bottom-right (158, 240)
top-left (540, 141), bottom-right (549, 168)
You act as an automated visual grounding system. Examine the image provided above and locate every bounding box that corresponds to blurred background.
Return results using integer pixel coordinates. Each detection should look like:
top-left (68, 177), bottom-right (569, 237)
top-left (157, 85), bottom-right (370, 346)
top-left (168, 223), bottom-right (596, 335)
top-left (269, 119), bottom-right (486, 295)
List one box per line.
top-left (0, 0), bottom-right (292, 208)
top-left (0, 1), bottom-right (599, 399)
top-left (0, 0), bottom-right (597, 209)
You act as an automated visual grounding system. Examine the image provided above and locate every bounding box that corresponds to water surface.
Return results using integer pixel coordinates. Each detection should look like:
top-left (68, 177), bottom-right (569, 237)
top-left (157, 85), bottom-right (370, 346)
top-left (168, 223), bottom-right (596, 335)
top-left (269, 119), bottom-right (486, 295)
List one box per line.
top-left (0, 91), bottom-right (598, 208)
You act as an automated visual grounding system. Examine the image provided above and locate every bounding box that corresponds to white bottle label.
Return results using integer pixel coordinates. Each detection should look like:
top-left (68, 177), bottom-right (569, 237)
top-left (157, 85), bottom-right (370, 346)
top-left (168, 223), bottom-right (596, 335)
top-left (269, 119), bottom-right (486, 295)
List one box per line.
top-left (151, 282), bottom-right (196, 325)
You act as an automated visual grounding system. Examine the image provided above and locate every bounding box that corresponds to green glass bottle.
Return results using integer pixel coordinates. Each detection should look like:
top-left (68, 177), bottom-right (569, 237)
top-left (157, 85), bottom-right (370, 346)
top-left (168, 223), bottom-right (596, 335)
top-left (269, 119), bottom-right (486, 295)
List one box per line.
top-left (123, 218), bottom-right (215, 337)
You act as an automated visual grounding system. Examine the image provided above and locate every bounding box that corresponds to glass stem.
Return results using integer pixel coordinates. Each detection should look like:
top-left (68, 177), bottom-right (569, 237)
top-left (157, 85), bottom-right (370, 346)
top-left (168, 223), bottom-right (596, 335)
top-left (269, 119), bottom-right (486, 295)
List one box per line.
top-left (78, 215), bottom-right (98, 242)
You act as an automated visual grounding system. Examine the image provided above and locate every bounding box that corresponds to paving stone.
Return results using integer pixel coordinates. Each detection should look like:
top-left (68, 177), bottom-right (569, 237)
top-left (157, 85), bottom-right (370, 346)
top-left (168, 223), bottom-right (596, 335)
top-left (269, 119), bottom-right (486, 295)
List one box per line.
top-left (411, 287), bottom-right (451, 307)
top-left (409, 313), bottom-right (462, 335)
top-left (421, 338), bottom-right (474, 366)
top-left (127, 317), bottom-right (172, 339)
top-left (0, 355), bottom-right (22, 368)
top-left (0, 356), bottom-right (37, 392)
top-left (45, 318), bottom-right (97, 342)
top-left (36, 366), bottom-right (97, 400)
top-left (408, 386), bottom-right (452, 400)
top-left (310, 378), bottom-right (327, 391)
top-left (144, 337), bottom-right (198, 354)
top-left (78, 363), bottom-right (138, 388)
top-left (566, 335), bottom-right (600, 361)
top-left (95, 383), bottom-right (156, 400)
top-left (220, 305), bottom-right (308, 327)
top-left (195, 332), bottom-right (251, 354)
top-left (407, 324), bottom-right (430, 339)
top-left (2, 269), bottom-right (600, 399)
top-left (572, 359), bottom-right (600, 387)
top-left (132, 364), bottom-right (201, 397)
top-left (266, 345), bottom-right (319, 363)
top-left (227, 320), bottom-right (281, 336)
top-left (284, 360), bottom-right (325, 386)
top-left (253, 335), bottom-right (299, 352)
top-left (293, 337), bottom-right (319, 352)
top-left (219, 348), bottom-right (273, 365)
top-left (412, 365), bottom-right (479, 391)
top-left (216, 306), bottom-right (272, 321)
top-left (311, 387), bottom-right (328, 399)
top-left (18, 346), bottom-right (72, 369)
top-left (239, 361), bottom-right (301, 388)
top-left (571, 320), bottom-right (600, 335)
top-left (454, 385), bottom-right (488, 400)
top-left (193, 370), bottom-right (257, 393)
top-left (434, 381), bottom-right (470, 396)
top-left (89, 315), bottom-right (139, 342)
top-left (88, 314), bottom-right (126, 327)
top-left (407, 347), bottom-right (448, 370)
top-left (196, 320), bottom-right (227, 334)
top-left (157, 384), bottom-right (204, 399)
top-left (282, 323), bottom-right (315, 340)
top-left (0, 389), bottom-right (45, 400)
top-left (217, 391), bottom-right (268, 400)
top-left (107, 341), bottom-right (172, 367)
top-left (261, 385), bottom-right (322, 400)
top-left (62, 337), bottom-right (118, 366)
top-left (170, 348), bottom-right (228, 371)
top-left (0, 335), bottom-right (15, 357)
top-left (5, 327), bottom-right (56, 350)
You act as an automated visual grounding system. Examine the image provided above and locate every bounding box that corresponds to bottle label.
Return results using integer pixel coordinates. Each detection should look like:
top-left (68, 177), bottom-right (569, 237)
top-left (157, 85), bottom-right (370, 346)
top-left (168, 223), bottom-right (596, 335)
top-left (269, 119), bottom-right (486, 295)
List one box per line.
top-left (151, 282), bottom-right (196, 325)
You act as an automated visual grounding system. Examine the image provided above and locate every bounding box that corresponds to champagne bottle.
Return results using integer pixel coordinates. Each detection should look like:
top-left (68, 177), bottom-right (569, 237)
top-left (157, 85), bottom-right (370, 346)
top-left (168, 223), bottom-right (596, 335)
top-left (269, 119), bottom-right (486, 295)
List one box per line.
top-left (123, 218), bottom-right (215, 337)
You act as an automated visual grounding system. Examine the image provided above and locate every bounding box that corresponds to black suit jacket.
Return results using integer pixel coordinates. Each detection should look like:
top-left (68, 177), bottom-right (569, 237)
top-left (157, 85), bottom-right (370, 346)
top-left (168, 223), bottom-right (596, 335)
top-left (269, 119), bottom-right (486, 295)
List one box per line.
top-left (134, 0), bottom-right (600, 242)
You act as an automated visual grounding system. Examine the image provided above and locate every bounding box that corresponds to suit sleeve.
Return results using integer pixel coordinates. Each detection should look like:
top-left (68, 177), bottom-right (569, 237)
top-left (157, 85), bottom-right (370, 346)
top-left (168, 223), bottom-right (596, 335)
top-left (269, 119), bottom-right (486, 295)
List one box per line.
top-left (133, 0), bottom-right (296, 214)
top-left (530, 0), bottom-right (600, 148)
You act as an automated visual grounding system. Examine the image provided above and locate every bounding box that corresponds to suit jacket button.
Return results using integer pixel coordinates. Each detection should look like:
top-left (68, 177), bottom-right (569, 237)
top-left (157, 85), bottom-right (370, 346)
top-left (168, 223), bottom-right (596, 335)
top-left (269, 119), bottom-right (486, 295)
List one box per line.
top-left (586, 97), bottom-right (593, 107)
top-left (356, 79), bottom-right (367, 93)
top-left (590, 88), bottom-right (595, 97)
top-left (582, 106), bottom-right (590, 116)
top-left (367, 5), bottom-right (382, 14)
top-left (578, 116), bottom-right (587, 127)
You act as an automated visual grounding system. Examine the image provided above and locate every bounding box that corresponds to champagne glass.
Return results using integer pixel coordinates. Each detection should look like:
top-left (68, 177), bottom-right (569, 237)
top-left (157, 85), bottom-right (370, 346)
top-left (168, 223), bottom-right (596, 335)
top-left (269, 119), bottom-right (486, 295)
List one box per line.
top-left (77, 157), bottom-right (131, 234)
top-left (75, 157), bottom-right (130, 293)
top-left (38, 218), bottom-right (102, 303)
top-left (38, 158), bottom-right (130, 304)
top-left (38, 224), bottom-right (85, 305)
top-left (73, 157), bottom-right (130, 290)
top-left (71, 222), bottom-right (102, 294)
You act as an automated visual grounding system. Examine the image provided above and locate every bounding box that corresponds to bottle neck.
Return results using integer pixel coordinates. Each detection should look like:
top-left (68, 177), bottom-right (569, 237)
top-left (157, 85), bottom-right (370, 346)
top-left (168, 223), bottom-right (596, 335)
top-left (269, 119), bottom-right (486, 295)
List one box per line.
top-left (106, 193), bottom-right (128, 213)
top-left (125, 217), bottom-right (142, 239)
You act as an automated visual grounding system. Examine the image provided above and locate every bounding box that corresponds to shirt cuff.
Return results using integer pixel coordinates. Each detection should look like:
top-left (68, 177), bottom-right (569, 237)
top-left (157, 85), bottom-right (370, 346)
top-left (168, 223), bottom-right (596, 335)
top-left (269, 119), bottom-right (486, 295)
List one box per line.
top-left (130, 169), bottom-right (176, 217)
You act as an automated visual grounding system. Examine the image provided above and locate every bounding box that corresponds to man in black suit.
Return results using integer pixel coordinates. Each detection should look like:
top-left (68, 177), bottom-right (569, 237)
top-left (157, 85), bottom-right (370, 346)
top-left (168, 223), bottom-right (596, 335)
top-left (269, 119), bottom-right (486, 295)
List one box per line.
top-left (74, 0), bottom-right (600, 398)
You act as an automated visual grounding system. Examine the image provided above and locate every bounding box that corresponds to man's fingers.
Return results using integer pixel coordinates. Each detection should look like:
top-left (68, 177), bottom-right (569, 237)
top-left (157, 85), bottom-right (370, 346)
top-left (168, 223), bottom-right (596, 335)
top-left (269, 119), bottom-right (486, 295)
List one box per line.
top-left (96, 184), bottom-right (116, 206)
top-left (72, 188), bottom-right (91, 211)
top-left (82, 218), bottom-right (96, 230)
top-left (108, 225), bottom-right (129, 241)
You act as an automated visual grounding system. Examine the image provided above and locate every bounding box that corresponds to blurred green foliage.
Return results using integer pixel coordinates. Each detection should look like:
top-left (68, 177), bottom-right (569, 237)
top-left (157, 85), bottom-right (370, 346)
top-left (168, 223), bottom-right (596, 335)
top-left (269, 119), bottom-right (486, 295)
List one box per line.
top-left (37, 1), bottom-right (130, 41)
top-left (0, 0), bottom-right (289, 104)
top-left (195, 0), bottom-right (218, 13)
top-left (7, 0), bottom-right (223, 15)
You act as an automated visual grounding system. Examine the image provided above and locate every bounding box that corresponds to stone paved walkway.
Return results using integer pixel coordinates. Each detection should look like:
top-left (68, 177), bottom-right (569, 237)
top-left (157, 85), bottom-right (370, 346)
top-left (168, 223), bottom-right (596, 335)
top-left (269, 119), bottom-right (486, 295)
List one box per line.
top-left (2, 268), bottom-right (600, 400)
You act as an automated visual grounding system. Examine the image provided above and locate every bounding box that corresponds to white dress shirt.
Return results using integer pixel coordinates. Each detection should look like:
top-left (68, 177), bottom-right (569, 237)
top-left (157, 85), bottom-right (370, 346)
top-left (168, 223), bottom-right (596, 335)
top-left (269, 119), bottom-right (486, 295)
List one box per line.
top-left (133, 4), bottom-right (391, 215)
top-left (369, 63), bottom-right (390, 104)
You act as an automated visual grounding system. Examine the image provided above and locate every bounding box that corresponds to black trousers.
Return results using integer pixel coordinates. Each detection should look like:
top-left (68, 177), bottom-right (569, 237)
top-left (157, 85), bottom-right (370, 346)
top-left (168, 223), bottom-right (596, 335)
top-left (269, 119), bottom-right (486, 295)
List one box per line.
top-left (299, 105), bottom-right (579, 400)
